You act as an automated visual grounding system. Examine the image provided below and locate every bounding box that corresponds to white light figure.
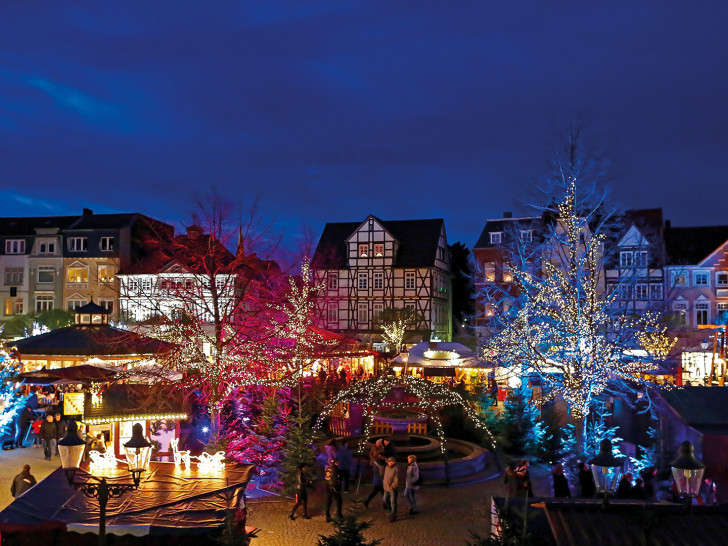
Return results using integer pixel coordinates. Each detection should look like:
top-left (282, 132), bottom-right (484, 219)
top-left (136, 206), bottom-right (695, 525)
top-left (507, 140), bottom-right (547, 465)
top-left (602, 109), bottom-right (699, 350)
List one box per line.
top-left (170, 437), bottom-right (191, 468)
top-left (89, 449), bottom-right (118, 472)
top-left (196, 451), bottom-right (226, 473)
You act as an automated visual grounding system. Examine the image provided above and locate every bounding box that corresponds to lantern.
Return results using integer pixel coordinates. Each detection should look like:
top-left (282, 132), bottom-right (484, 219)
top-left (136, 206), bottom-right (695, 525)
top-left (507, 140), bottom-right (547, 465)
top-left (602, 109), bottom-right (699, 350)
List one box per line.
top-left (57, 420), bottom-right (86, 485)
top-left (588, 439), bottom-right (624, 497)
top-left (670, 440), bottom-right (705, 499)
top-left (123, 423), bottom-right (152, 486)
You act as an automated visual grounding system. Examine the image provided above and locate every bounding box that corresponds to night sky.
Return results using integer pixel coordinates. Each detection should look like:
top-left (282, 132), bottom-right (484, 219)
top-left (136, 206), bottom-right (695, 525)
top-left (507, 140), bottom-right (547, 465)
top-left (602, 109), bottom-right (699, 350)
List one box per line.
top-left (1, 2), bottom-right (726, 253)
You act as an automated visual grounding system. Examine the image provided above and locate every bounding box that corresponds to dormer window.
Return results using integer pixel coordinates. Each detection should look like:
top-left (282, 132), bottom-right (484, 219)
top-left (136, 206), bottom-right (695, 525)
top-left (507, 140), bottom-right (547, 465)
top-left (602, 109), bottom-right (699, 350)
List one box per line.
top-left (717, 272), bottom-right (728, 287)
top-left (359, 244), bottom-right (369, 257)
top-left (68, 237), bottom-right (87, 252)
top-left (5, 240), bottom-right (25, 254)
top-left (520, 230), bottom-right (532, 243)
top-left (38, 240), bottom-right (55, 254)
top-left (100, 237), bottom-right (115, 251)
top-left (374, 244), bottom-right (384, 257)
top-left (620, 251), bottom-right (633, 268)
top-left (490, 232), bottom-right (502, 244)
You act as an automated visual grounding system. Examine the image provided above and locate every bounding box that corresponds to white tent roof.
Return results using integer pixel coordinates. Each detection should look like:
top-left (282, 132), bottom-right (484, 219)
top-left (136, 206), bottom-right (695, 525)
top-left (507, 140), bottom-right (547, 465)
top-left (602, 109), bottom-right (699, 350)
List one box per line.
top-left (394, 341), bottom-right (485, 368)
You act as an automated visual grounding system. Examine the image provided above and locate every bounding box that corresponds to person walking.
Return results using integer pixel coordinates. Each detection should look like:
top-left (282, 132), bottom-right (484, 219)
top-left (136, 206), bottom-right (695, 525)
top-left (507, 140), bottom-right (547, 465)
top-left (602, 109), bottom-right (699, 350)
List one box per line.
top-left (515, 459), bottom-right (532, 497)
top-left (15, 407), bottom-right (34, 448)
top-left (289, 463), bottom-right (312, 520)
top-left (336, 441), bottom-right (353, 493)
top-left (383, 457), bottom-right (399, 522)
top-left (54, 413), bottom-right (67, 456)
top-left (324, 457), bottom-right (343, 522)
top-left (30, 415), bottom-right (43, 448)
top-left (578, 461), bottom-right (595, 498)
top-left (552, 463), bottom-right (571, 498)
top-left (10, 465), bottom-right (37, 498)
top-left (404, 454), bottom-right (420, 514)
top-left (40, 414), bottom-right (56, 461)
top-left (364, 440), bottom-right (386, 509)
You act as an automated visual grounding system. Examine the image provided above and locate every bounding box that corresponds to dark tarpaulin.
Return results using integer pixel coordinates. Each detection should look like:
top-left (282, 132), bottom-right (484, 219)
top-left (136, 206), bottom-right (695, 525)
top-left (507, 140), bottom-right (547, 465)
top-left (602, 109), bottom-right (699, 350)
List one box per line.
top-left (423, 367), bottom-right (456, 377)
top-left (11, 365), bottom-right (117, 385)
top-left (0, 462), bottom-right (254, 536)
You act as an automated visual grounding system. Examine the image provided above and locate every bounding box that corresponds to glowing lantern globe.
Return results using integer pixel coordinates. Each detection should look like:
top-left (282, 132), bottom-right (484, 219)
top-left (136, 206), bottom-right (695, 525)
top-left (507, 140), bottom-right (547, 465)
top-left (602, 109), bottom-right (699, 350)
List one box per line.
top-left (670, 440), bottom-right (704, 499)
top-left (58, 420), bottom-right (87, 485)
top-left (123, 423), bottom-right (152, 486)
top-left (588, 439), bottom-right (624, 496)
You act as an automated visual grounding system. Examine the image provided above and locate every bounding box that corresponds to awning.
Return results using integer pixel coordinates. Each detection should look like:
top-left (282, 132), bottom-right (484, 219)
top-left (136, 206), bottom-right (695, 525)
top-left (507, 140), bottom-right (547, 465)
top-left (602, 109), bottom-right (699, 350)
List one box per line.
top-left (10, 365), bottom-right (117, 385)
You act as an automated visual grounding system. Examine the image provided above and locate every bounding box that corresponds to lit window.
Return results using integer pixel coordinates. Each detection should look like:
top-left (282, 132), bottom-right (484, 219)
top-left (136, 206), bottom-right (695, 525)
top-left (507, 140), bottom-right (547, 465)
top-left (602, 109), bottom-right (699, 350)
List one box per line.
top-left (358, 272), bottom-right (368, 290)
top-left (67, 267), bottom-right (88, 284)
top-left (373, 271), bottom-right (383, 290)
top-left (374, 244), bottom-right (384, 257)
top-left (38, 266), bottom-right (54, 283)
top-left (35, 295), bottom-right (54, 312)
top-left (503, 266), bottom-right (513, 283)
top-left (673, 302), bottom-right (687, 325)
top-left (100, 237), bottom-right (115, 251)
top-left (490, 232), bottom-right (502, 244)
top-left (672, 271), bottom-right (687, 287)
top-left (38, 241), bottom-right (55, 254)
top-left (483, 263), bottom-right (495, 282)
top-left (694, 272), bottom-right (709, 286)
top-left (405, 272), bottom-right (415, 290)
top-left (620, 252), bottom-right (633, 268)
top-left (359, 244), bottom-right (369, 257)
top-left (328, 272), bottom-right (338, 290)
top-left (98, 265), bottom-right (115, 283)
top-left (68, 237), bottom-right (87, 252)
top-left (4, 239), bottom-right (25, 254)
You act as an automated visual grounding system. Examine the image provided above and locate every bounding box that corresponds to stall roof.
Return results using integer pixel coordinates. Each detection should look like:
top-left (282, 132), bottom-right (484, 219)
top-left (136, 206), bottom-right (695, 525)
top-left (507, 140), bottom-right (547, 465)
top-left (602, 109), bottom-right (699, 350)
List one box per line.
top-left (11, 365), bottom-right (118, 385)
top-left (83, 383), bottom-right (187, 422)
top-left (0, 462), bottom-right (254, 536)
top-left (395, 341), bottom-right (484, 368)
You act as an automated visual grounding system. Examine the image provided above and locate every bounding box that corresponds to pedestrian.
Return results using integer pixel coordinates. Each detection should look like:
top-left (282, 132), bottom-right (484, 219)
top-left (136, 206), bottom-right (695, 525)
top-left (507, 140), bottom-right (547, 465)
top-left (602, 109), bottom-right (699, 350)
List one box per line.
top-left (54, 413), bottom-right (67, 455)
top-left (325, 439), bottom-right (338, 466)
top-left (289, 463), bottom-right (312, 520)
top-left (15, 407), bottom-right (34, 448)
top-left (616, 473), bottom-right (633, 499)
top-left (93, 433), bottom-right (107, 453)
top-left (336, 441), bottom-right (353, 493)
top-left (641, 467), bottom-right (657, 501)
top-left (40, 414), bottom-right (56, 461)
top-left (364, 445), bottom-right (387, 509)
top-left (324, 457), bottom-right (343, 522)
top-left (30, 416), bottom-right (43, 448)
top-left (578, 461), bottom-right (595, 498)
top-left (382, 438), bottom-right (395, 460)
top-left (515, 459), bottom-right (532, 497)
top-left (383, 457), bottom-right (399, 522)
top-left (404, 454), bottom-right (420, 514)
top-left (552, 463), bottom-right (571, 498)
top-left (10, 465), bottom-right (37, 498)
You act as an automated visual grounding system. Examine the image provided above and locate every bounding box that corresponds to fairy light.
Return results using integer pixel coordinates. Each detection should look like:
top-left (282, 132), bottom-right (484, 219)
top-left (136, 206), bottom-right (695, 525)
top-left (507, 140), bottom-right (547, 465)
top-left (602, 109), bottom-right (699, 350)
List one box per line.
top-left (84, 413), bottom-right (188, 426)
top-left (197, 451), bottom-right (226, 473)
top-left (89, 449), bottom-right (119, 472)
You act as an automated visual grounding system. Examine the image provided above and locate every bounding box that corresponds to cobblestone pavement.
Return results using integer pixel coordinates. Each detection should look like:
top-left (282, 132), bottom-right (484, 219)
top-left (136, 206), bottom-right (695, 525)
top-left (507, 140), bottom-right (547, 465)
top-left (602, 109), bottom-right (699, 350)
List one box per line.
top-left (246, 465), bottom-right (553, 546)
top-left (0, 442), bottom-right (63, 510)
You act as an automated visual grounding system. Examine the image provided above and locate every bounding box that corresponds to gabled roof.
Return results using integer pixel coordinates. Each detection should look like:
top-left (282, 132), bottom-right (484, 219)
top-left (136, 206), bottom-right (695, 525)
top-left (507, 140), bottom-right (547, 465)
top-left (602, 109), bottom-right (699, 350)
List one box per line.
top-left (84, 383), bottom-right (186, 421)
top-left (473, 216), bottom-right (544, 249)
top-left (312, 217), bottom-right (445, 269)
top-left (0, 216), bottom-right (77, 236)
top-left (664, 225), bottom-right (728, 266)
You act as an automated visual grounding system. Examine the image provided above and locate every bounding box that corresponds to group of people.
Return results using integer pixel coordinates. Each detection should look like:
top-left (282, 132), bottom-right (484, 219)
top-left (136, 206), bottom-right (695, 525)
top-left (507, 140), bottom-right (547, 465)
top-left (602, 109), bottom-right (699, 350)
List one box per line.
top-left (288, 437), bottom-right (422, 524)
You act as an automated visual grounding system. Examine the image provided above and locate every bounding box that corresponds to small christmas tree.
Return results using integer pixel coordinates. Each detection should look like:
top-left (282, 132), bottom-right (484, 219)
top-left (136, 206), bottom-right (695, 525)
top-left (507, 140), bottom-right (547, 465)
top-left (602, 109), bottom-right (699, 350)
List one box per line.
top-left (317, 513), bottom-right (381, 546)
top-left (501, 384), bottom-right (544, 456)
top-left (280, 414), bottom-right (321, 495)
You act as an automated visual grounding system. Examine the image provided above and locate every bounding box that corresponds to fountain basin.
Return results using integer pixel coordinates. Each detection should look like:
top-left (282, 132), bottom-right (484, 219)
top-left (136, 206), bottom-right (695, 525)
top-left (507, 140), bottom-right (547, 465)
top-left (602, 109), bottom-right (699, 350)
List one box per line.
top-left (373, 410), bottom-right (428, 441)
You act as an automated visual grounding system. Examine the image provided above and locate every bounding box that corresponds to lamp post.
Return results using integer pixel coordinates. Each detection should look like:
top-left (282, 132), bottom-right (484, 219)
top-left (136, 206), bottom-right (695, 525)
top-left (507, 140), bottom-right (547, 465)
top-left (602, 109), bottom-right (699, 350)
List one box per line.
top-left (670, 440), bottom-right (705, 508)
top-left (58, 421), bottom-right (152, 546)
top-left (588, 438), bottom-right (624, 506)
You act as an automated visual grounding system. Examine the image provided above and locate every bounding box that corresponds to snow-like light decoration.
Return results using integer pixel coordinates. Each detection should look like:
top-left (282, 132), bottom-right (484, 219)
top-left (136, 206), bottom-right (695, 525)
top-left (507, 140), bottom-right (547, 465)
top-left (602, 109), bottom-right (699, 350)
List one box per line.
top-left (196, 451), bottom-right (226, 473)
top-left (315, 375), bottom-right (494, 459)
top-left (480, 172), bottom-right (668, 423)
top-left (89, 449), bottom-right (118, 471)
top-left (423, 350), bottom-right (460, 360)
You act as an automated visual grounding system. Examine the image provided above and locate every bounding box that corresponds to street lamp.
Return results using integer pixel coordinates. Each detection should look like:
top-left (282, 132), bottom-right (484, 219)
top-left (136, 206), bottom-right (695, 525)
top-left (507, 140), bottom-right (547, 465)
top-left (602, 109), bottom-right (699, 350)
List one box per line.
top-left (58, 420), bottom-right (152, 545)
top-left (670, 440), bottom-right (705, 505)
top-left (588, 438), bottom-right (624, 505)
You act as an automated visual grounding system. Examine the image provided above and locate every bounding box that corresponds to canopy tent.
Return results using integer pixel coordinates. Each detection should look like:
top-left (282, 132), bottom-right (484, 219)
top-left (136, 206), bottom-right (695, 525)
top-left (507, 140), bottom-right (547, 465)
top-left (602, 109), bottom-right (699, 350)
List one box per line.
top-left (394, 341), bottom-right (485, 370)
top-left (10, 364), bottom-right (118, 385)
top-left (0, 462), bottom-right (254, 539)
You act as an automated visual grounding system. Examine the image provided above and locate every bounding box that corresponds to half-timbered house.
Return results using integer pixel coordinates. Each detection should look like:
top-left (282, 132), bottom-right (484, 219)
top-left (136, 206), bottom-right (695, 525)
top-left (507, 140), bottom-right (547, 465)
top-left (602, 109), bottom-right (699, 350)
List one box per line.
top-left (311, 215), bottom-right (452, 346)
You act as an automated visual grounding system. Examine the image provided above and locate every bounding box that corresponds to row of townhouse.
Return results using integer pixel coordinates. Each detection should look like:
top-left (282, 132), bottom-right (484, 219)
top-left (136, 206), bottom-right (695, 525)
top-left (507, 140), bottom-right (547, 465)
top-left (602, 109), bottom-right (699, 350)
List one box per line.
top-left (0, 209), bottom-right (172, 323)
top-left (472, 208), bottom-right (728, 332)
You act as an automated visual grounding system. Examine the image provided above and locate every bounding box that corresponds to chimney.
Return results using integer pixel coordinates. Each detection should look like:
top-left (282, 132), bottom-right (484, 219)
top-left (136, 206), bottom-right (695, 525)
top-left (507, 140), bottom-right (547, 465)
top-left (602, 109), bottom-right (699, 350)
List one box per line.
top-left (665, 219), bottom-right (671, 229)
top-left (82, 208), bottom-right (93, 216)
top-left (186, 225), bottom-right (203, 239)
top-left (503, 211), bottom-right (513, 218)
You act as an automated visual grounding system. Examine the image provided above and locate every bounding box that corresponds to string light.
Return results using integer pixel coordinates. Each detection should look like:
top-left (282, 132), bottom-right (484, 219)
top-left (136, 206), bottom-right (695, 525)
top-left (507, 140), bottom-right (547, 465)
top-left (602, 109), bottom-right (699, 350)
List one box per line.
top-left (89, 449), bottom-right (119, 472)
top-left (84, 413), bottom-right (188, 426)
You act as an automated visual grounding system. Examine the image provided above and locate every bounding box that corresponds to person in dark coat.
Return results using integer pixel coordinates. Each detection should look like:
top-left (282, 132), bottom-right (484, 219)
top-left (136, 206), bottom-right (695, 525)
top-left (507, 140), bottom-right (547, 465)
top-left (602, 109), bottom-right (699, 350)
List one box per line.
top-left (289, 463), bottom-right (312, 520)
top-left (54, 413), bottom-right (67, 455)
top-left (641, 467), bottom-right (657, 501)
top-left (552, 463), bottom-right (571, 497)
top-left (10, 465), bottom-right (36, 497)
top-left (40, 414), bottom-right (56, 461)
top-left (15, 407), bottom-right (35, 448)
top-left (324, 458), bottom-right (342, 522)
top-left (578, 461), bottom-right (596, 498)
top-left (616, 473), bottom-right (634, 499)
top-left (515, 459), bottom-right (533, 497)
top-left (382, 438), bottom-right (395, 460)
